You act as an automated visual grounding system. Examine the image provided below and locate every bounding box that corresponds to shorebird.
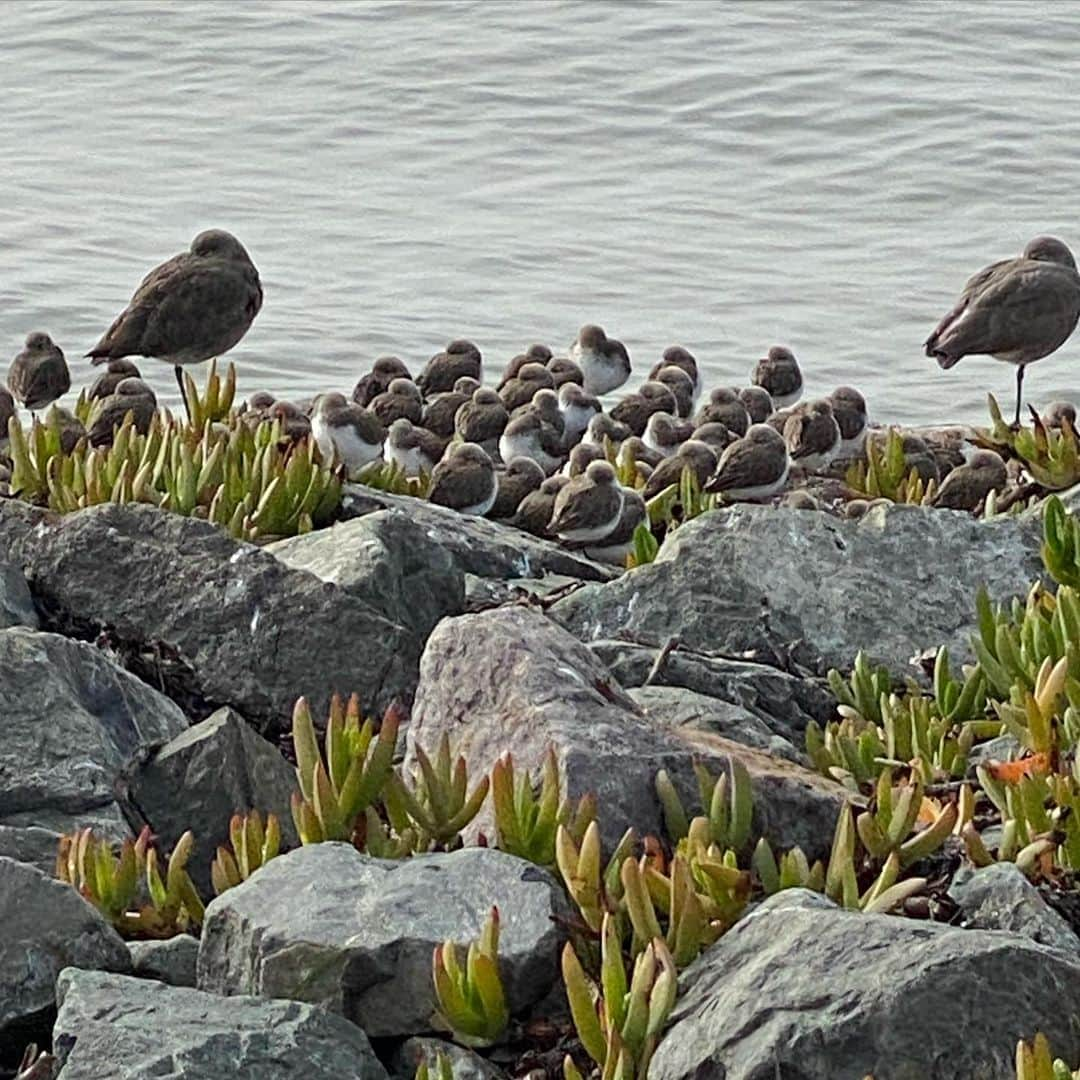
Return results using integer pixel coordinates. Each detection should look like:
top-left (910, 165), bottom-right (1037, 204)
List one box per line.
top-left (610, 381), bottom-right (678, 436)
top-left (489, 456), bottom-right (546, 520)
top-left (932, 449), bottom-right (1007, 512)
top-left (499, 361), bottom-right (555, 411)
top-left (563, 442), bottom-right (606, 477)
top-left (558, 382), bottom-right (601, 446)
top-left (643, 439), bottom-right (717, 499)
top-left (513, 473), bottom-right (569, 537)
top-left (455, 387), bottom-right (509, 446)
top-left (311, 392), bottom-right (385, 473)
top-left (87, 229), bottom-right (262, 420)
top-left (751, 346), bottom-right (803, 408)
top-left (270, 401), bottom-right (312, 442)
top-left (517, 388), bottom-right (566, 439)
top-left (643, 412), bottom-right (695, 457)
top-left (783, 400), bottom-right (840, 471)
top-left (584, 489), bottom-right (647, 564)
top-left (370, 377), bottom-right (423, 426)
top-left (650, 346), bottom-right (700, 402)
top-left (88, 377), bottom-right (158, 446)
top-left (546, 356), bottom-right (584, 388)
top-left (650, 364), bottom-right (696, 418)
top-left (925, 236), bottom-right (1080, 427)
top-left (694, 387), bottom-right (750, 437)
top-left (691, 421), bottom-right (732, 452)
top-left (569, 325), bottom-right (632, 396)
top-left (739, 386), bottom-right (774, 425)
top-left (428, 442), bottom-right (497, 515)
top-left (385, 417), bottom-right (446, 477)
top-left (8, 332), bottom-right (70, 413)
top-left (828, 386), bottom-right (869, 457)
top-left (1044, 401), bottom-right (1077, 430)
top-left (582, 412), bottom-right (631, 448)
top-left (87, 358), bottom-right (141, 401)
top-left (496, 345), bottom-right (551, 391)
top-left (417, 340), bottom-right (482, 396)
top-left (0, 385), bottom-right (15, 441)
top-left (422, 377), bottom-right (478, 438)
top-left (548, 460), bottom-right (624, 543)
top-left (706, 423), bottom-right (790, 501)
top-left (352, 356), bottom-right (411, 407)
top-left (499, 411), bottom-right (564, 475)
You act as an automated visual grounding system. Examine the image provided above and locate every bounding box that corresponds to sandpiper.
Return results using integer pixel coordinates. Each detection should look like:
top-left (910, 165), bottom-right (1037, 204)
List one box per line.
top-left (828, 386), bottom-right (869, 457)
top-left (87, 229), bottom-right (262, 419)
top-left (499, 410), bottom-right (565, 475)
top-left (584, 489), bottom-right (647, 564)
top-left (87, 357), bottom-right (141, 401)
top-left (499, 361), bottom-right (555, 411)
top-left (695, 387), bottom-right (750, 437)
top-left (650, 346), bottom-right (700, 401)
top-left (582, 412), bottom-right (631, 448)
top-left (496, 345), bottom-right (551, 391)
top-left (370, 377), bottom-right (423, 426)
top-left (547, 356), bottom-right (584, 388)
top-left (489, 456), bottom-right (546, 520)
top-left (88, 377), bottom-right (158, 446)
top-left (246, 390), bottom-right (276, 414)
top-left (428, 442), bottom-right (497, 515)
top-left (1045, 401), bottom-right (1077, 430)
top-left (706, 423), bottom-right (790, 501)
top-left (513, 473), bottom-right (569, 536)
top-left (51, 408), bottom-right (86, 454)
top-left (610, 381), bottom-right (678, 436)
top-left (649, 364), bottom-right (696, 418)
top-left (417, 339), bottom-right (482, 396)
top-left (691, 421), bottom-right (732, 452)
top-left (739, 386), bottom-right (774, 425)
top-left (515, 388), bottom-right (566, 440)
top-left (422, 376), bottom-right (479, 438)
top-left (570, 325), bottom-right (632, 396)
top-left (8, 332), bottom-right (70, 412)
top-left (866, 431), bottom-right (939, 485)
top-left (548, 460), bottom-right (625, 543)
top-left (311, 392), bottom-right (385, 473)
top-left (352, 356), bottom-right (411, 407)
top-left (271, 401), bottom-right (312, 442)
top-left (752, 346), bottom-right (803, 408)
top-left (643, 412), bottom-right (695, 457)
top-left (783, 400), bottom-right (840, 471)
top-left (932, 449), bottom-right (1007, 512)
top-left (643, 439), bottom-right (718, 499)
top-left (386, 417), bottom-right (446, 477)
top-left (0, 385), bottom-right (14, 441)
top-left (559, 382), bottom-right (601, 447)
top-left (783, 490), bottom-right (820, 511)
top-left (455, 387), bottom-right (510, 447)
top-left (563, 442), bottom-right (606, 477)
top-left (925, 236), bottom-right (1080, 426)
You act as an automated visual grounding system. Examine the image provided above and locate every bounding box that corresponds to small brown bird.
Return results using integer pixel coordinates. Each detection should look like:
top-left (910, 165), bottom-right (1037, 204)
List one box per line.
top-left (648, 364), bottom-right (696, 418)
top-left (610, 382), bottom-right (678, 436)
top-left (513, 474), bottom-right (569, 537)
top-left (751, 346), bottom-right (803, 408)
top-left (87, 229), bottom-right (262, 420)
top-left (783, 400), bottom-right (840, 471)
top-left (428, 442), bottom-right (497, 515)
top-left (370, 377), bottom-right (423, 426)
top-left (88, 377), bottom-right (158, 446)
top-left (569, 325), bottom-right (632, 396)
top-left (499, 361), bottom-right (555, 412)
top-left (311, 392), bottom-right (385, 473)
top-left (739, 386), bottom-right (774, 425)
top-left (558, 382), bottom-right (602, 447)
top-left (582, 412), bottom-right (631, 448)
top-left (706, 424), bottom-right (790, 501)
top-left (496, 345), bottom-right (552, 391)
top-left (643, 439), bottom-right (717, 500)
top-left (422, 376), bottom-right (479, 438)
top-left (548, 460), bottom-right (624, 543)
top-left (352, 356), bottom-right (411, 407)
top-left (643, 412), bottom-right (695, 457)
top-left (489, 456), bottom-right (546, 520)
top-left (417, 340), bottom-right (482, 397)
top-left (0, 384), bottom-right (15, 440)
top-left (650, 346), bottom-right (700, 401)
top-left (385, 417), bottom-right (446, 477)
top-left (8, 332), bottom-right (70, 412)
top-left (87, 358), bottom-right (141, 402)
top-left (695, 387), bottom-right (750, 437)
top-left (455, 387), bottom-right (510, 446)
top-left (931, 450), bottom-right (1007, 512)
top-left (546, 355), bottom-right (584, 388)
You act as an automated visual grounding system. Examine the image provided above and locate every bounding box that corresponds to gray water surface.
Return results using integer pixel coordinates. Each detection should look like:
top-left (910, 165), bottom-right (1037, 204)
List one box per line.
top-left (2, 0), bottom-right (1079, 424)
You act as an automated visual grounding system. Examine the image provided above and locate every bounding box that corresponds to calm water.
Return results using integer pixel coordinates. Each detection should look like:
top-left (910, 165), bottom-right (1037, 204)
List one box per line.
top-left (2, 0), bottom-right (1079, 425)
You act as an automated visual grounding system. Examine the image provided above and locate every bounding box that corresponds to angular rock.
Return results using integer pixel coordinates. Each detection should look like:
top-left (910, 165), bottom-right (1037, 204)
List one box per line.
top-left (0, 626), bottom-right (187, 838)
top-left (0, 501), bottom-right (419, 733)
top-left (589, 638), bottom-right (834, 746)
top-left (268, 508), bottom-right (465, 643)
top-left (650, 889), bottom-right (1080, 1080)
top-left (128, 706), bottom-right (299, 896)
top-left (53, 968), bottom-right (388, 1080)
top-left (628, 686), bottom-right (801, 762)
top-left (198, 843), bottom-right (566, 1037)
top-left (949, 862), bottom-right (1080, 953)
top-left (0, 824), bottom-right (62, 876)
top-left (389, 1038), bottom-right (507, 1080)
top-left (128, 934), bottom-right (200, 988)
top-left (0, 857), bottom-right (130, 1047)
top-left (0, 551), bottom-right (37, 629)
top-left (341, 483), bottom-right (615, 583)
top-left (408, 607), bottom-right (845, 859)
top-left (554, 503), bottom-right (1044, 678)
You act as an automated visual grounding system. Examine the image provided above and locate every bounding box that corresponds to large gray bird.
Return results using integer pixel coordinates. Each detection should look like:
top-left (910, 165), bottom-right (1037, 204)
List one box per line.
top-left (87, 229), bottom-right (263, 419)
top-left (924, 236), bottom-right (1080, 427)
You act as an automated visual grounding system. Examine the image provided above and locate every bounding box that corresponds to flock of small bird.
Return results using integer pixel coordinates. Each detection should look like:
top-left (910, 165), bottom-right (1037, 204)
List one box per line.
top-left (2, 228), bottom-right (1079, 561)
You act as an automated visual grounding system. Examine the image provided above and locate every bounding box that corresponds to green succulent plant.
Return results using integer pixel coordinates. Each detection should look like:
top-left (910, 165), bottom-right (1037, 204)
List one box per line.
top-left (654, 757), bottom-right (753, 853)
top-left (751, 837), bottom-right (826, 896)
top-left (556, 820), bottom-right (636, 935)
top-left (628, 521), bottom-right (659, 568)
top-left (181, 358), bottom-right (237, 426)
top-left (1016, 1034), bottom-right (1080, 1080)
top-left (210, 810), bottom-right (281, 895)
top-left (414, 1051), bottom-right (454, 1080)
top-left (357, 458), bottom-right (431, 497)
top-left (982, 394), bottom-right (1080, 491)
top-left (1042, 494), bottom-right (1080, 589)
top-left (431, 906), bottom-right (509, 1048)
top-left (844, 427), bottom-right (936, 504)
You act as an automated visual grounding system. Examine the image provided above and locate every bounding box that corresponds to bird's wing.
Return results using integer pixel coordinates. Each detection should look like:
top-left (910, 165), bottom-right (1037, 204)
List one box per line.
top-left (550, 481), bottom-right (619, 533)
top-left (924, 258), bottom-right (1012, 355)
top-left (429, 464), bottom-right (490, 509)
top-left (706, 441), bottom-right (772, 492)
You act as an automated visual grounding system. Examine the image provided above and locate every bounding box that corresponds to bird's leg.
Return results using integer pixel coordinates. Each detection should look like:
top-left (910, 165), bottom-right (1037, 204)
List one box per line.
top-left (174, 365), bottom-right (192, 423)
top-left (1013, 365), bottom-right (1026, 429)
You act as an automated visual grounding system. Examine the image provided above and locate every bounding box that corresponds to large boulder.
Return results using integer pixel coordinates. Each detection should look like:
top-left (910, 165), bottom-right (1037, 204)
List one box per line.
top-left (198, 843), bottom-right (566, 1038)
top-left (267, 509), bottom-right (465, 643)
top-left (650, 889), bottom-right (1080, 1080)
top-left (0, 550), bottom-right (37, 629)
top-left (128, 706), bottom-right (299, 896)
top-left (53, 968), bottom-right (388, 1080)
top-left (128, 935), bottom-right (200, 988)
top-left (408, 607), bottom-right (845, 859)
top-left (553, 504), bottom-right (1044, 678)
top-left (0, 857), bottom-right (131, 1051)
top-left (0, 627), bottom-right (187, 842)
top-left (341, 484), bottom-right (615, 583)
top-left (0, 501), bottom-right (420, 733)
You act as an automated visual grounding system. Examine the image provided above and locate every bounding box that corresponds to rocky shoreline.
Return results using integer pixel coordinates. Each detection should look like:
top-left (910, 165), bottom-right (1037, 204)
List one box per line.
top-left (5, 468), bottom-right (1080, 1080)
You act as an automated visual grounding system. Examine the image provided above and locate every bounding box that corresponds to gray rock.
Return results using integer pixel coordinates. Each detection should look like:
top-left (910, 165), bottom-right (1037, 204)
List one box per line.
top-left (128, 706), bottom-right (298, 897)
top-left (628, 686), bottom-right (801, 762)
top-left (389, 1038), bottom-right (506, 1080)
top-left (949, 862), bottom-right (1080, 953)
top-left (0, 501), bottom-right (419, 734)
top-left (267, 509), bottom-right (465, 643)
top-left (198, 843), bottom-right (566, 1038)
top-left (0, 857), bottom-right (130, 1046)
top-left (341, 483), bottom-right (615, 582)
top-left (0, 552), bottom-right (37, 629)
top-left (53, 968), bottom-right (388, 1080)
top-left (554, 503), bottom-right (1044, 677)
top-left (464, 573), bottom-right (587, 613)
top-left (0, 627), bottom-right (187, 838)
top-left (650, 889), bottom-right (1080, 1080)
top-left (0, 824), bottom-right (62, 876)
top-left (128, 934), bottom-right (200, 987)
top-left (408, 607), bottom-right (845, 859)
top-left (589, 638), bottom-right (834, 746)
